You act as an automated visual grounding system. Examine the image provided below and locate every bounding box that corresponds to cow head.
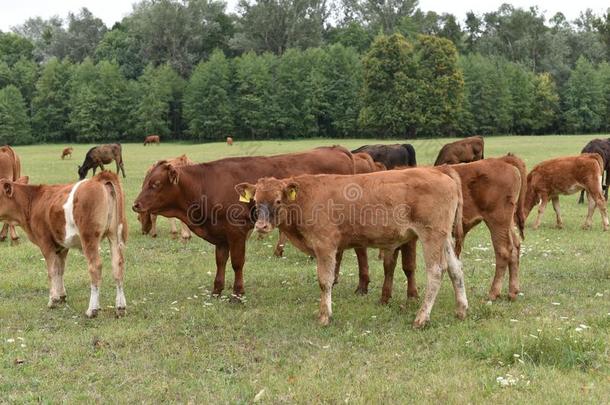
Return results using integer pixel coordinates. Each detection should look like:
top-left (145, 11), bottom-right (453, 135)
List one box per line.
top-left (77, 165), bottom-right (87, 180)
top-left (132, 161), bottom-right (181, 215)
top-left (0, 177), bottom-right (28, 223)
top-left (235, 177), bottom-right (298, 235)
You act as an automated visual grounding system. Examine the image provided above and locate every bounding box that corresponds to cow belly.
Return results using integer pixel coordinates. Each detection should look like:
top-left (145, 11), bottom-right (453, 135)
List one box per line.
top-left (61, 180), bottom-right (87, 248)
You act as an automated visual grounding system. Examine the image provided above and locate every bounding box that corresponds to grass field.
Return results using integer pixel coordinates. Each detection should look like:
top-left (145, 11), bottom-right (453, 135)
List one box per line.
top-left (0, 136), bottom-right (609, 403)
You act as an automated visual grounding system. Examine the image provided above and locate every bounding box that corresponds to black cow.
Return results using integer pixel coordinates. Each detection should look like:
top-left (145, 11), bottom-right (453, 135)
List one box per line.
top-left (78, 144), bottom-right (126, 180)
top-left (579, 138), bottom-right (610, 203)
top-left (351, 144), bottom-right (416, 169)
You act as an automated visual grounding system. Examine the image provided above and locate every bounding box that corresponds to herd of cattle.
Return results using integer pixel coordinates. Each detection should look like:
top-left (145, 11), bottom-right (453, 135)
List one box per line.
top-left (0, 135), bottom-right (608, 328)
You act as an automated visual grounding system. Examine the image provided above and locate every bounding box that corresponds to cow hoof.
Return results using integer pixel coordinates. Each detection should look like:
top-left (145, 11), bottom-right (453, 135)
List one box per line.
top-left (455, 307), bottom-right (468, 320)
top-left (86, 308), bottom-right (99, 318)
top-left (581, 224), bottom-right (592, 230)
top-left (407, 290), bottom-right (419, 300)
top-left (354, 286), bottom-right (368, 295)
top-left (379, 295), bottom-right (390, 305)
top-left (508, 292), bottom-right (518, 301)
top-left (0, 236), bottom-right (6, 242)
top-left (318, 315), bottom-right (331, 326)
top-left (59, 295), bottom-right (67, 303)
top-left (556, 224), bottom-right (564, 229)
top-left (115, 307), bottom-right (126, 318)
top-left (412, 317), bottom-right (429, 329)
top-left (151, 233), bottom-right (158, 238)
top-left (229, 294), bottom-right (244, 303)
top-left (47, 297), bottom-right (62, 308)
top-left (273, 250), bottom-right (283, 258)
top-left (487, 292), bottom-right (500, 301)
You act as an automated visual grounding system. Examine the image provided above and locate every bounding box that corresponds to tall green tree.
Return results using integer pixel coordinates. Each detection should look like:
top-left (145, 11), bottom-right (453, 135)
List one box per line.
top-left (531, 72), bottom-right (560, 133)
top-left (562, 56), bottom-right (604, 133)
top-left (184, 50), bottom-right (233, 140)
top-left (0, 85), bottom-right (32, 144)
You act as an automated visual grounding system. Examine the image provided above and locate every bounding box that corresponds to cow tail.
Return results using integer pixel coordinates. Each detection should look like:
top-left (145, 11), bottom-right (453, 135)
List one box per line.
top-left (100, 172), bottom-right (128, 245)
top-left (501, 154), bottom-right (527, 240)
top-left (437, 166), bottom-right (464, 255)
top-left (402, 144), bottom-right (417, 166)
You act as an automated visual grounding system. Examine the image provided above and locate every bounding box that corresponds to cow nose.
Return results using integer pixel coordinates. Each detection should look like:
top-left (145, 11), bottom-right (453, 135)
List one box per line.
top-left (255, 222), bottom-right (272, 234)
top-left (132, 202), bottom-right (142, 213)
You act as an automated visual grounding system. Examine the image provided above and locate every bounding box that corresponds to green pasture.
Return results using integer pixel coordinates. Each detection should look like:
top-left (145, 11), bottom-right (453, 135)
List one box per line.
top-left (0, 136), bottom-right (609, 403)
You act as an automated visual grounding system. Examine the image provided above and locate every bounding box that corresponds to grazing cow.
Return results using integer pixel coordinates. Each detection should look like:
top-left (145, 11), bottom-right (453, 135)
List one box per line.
top-left (61, 147), bottom-right (73, 160)
top-left (525, 154), bottom-right (608, 231)
top-left (0, 145), bottom-right (22, 242)
top-left (579, 138), bottom-right (610, 203)
top-left (138, 154), bottom-right (194, 241)
top-left (237, 167), bottom-right (467, 328)
top-left (227, 137), bottom-right (233, 146)
top-left (434, 136), bottom-right (484, 166)
top-left (371, 154), bottom-right (527, 303)
top-left (351, 144), bottom-right (416, 169)
top-left (144, 135), bottom-right (160, 146)
top-left (0, 172), bottom-right (128, 318)
top-left (78, 144), bottom-right (126, 180)
top-left (132, 146), bottom-right (359, 298)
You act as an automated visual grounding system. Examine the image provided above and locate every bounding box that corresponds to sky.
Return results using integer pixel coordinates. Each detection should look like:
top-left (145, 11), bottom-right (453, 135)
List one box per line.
top-left (0, 0), bottom-right (608, 32)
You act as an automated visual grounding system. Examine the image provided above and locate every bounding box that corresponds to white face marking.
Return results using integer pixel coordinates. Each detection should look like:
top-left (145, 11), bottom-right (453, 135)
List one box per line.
top-left (86, 284), bottom-right (100, 316)
top-left (115, 285), bottom-right (126, 309)
top-left (62, 180), bottom-right (87, 248)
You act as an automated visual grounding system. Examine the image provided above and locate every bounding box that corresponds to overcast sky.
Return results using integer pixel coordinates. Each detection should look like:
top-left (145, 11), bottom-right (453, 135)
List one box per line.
top-left (0, 0), bottom-right (608, 32)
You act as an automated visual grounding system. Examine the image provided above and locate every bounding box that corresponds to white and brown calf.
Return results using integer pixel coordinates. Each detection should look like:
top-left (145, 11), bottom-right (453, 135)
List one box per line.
top-left (525, 153), bottom-right (609, 231)
top-left (0, 171), bottom-right (128, 318)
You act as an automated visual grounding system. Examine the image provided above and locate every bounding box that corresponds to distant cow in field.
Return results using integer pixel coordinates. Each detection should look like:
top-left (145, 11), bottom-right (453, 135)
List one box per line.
top-left (227, 137), bottom-right (233, 146)
top-left (144, 135), bottom-right (160, 146)
top-left (78, 144), bottom-right (126, 180)
top-left (61, 147), bottom-right (73, 160)
top-left (434, 136), bottom-right (484, 166)
top-left (579, 138), bottom-right (610, 203)
top-left (237, 167), bottom-right (467, 328)
top-left (138, 154), bottom-right (193, 241)
top-left (525, 154), bottom-right (608, 231)
top-left (371, 154), bottom-right (527, 303)
top-left (351, 144), bottom-right (416, 169)
top-left (0, 172), bottom-right (128, 318)
top-left (0, 145), bottom-right (22, 243)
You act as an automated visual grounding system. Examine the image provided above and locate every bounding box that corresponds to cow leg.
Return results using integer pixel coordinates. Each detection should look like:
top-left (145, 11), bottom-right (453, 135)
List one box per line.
top-left (551, 197), bottom-right (564, 229)
top-left (0, 222), bottom-right (8, 241)
top-left (229, 237), bottom-right (246, 298)
top-left (380, 248), bottom-right (399, 304)
top-left (273, 231), bottom-right (287, 257)
top-left (8, 224), bottom-right (18, 242)
top-left (212, 244), bottom-right (229, 296)
top-left (44, 250), bottom-right (64, 308)
top-left (109, 233), bottom-right (126, 317)
top-left (444, 236), bottom-right (468, 320)
top-left (118, 161), bottom-right (126, 178)
top-left (590, 190), bottom-right (609, 231)
top-left (92, 166), bottom-right (97, 175)
top-left (583, 193), bottom-right (597, 230)
top-left (150, 214), bottom-right (158, 237)
top-left (333, 250), bottom-right (343, 285)
top-left (355, 247), bottom-right (369, 295)
top-left (180, 222), bottom-right (191, 241)
top-left (532, 196), bottom-right (548, 229)
top-left (315, 251), bottom-right (336, 326)
top-left (82, 240), bottom-right (103, 318)
top-left (169, 218), bottom-right (178, 238)
top-left (605, 169), bottom-right (610, 200)
top-left (401, 239), bottom-right (418, 299)
top-left (488, 222), bottom-right (511, 301)
top-left (413, 235), bottom-right (445, 329)
top-left (507, 228), bottom-right (521, 300)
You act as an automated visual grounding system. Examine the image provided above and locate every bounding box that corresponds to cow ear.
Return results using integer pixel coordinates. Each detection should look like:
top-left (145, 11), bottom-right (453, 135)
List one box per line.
top-left (167, 164), bottom-right (179, 185)
top-left (284, 182), bottom-right (298, 201)
top-left (3, 182), bottom-right (13, 198)
top-left (235, 183), bottom-right (256, 203)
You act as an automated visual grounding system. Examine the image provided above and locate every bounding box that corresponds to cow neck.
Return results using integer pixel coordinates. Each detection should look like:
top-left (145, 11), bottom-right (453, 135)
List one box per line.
top-left (10, 184), bottom-right (39, 231)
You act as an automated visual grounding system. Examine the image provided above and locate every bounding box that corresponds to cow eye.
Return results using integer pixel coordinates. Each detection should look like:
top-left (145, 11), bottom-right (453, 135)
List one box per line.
top-left (275, 199), bottom-right (281, 206)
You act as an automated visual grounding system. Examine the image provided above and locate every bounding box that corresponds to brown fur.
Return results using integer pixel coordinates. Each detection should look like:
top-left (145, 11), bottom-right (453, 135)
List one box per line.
top-left (238, 167), bottom-right (467, 328)
top-left (61, 147), bottom-right (73, 159)
top-left (132, 146), bottom-right (356, 298)
top-left (434, 136), bottom-right (484, 165)
top-left (525, 153), bottom-right (608, 230)
top-left (143, 135), bottom-right (160, 146)
top-left (0, 145), bottom-right (22, 242)
top-left (0, 172), bottom-right (128, 317)
top-left (78, 144), bottom-right (126, 180)
top-left (226, 137), bottom-right (233, 146)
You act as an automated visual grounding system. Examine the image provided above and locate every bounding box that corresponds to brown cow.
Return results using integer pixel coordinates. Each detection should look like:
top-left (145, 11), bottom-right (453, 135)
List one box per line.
top-left (373, 154), bottom-right (527, 303)
top-left (0, 172), bottom-right (128, 318)
top-left (434, 136), bottom-right (484, 165)
top-left (0, 145), bottom-right (22, 242)
top-left (227, 137), bottom-right (233, 146)
top-left (237, 167), bottom-right (467, 328)
top-left (132, 146), bottom-right (358, 298)
top-left (138, 154), bottom-right (194, 241)
top-left (78, 144), bottom-right (126, 180)
top-left (61, 147), bottom-right (73, 160)
top-left (144, 135), bottom-right (160, 146)
top-left (525, 154), bottom-right (608, 231)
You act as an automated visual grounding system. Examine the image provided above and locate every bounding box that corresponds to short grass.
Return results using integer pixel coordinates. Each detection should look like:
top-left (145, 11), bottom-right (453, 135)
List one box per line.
top-left (0, 136), bottom-right (609, 403)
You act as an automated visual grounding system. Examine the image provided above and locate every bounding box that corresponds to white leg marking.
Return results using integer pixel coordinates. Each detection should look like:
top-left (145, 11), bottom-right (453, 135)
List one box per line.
top-left (62, 180), bottom-right (87, 247)
top-left (115, 285), bottom-right (126, 309)
top-left (86, 285), bottom-right (100, 318)
top-left (118, 223), bottom-right (124, 247)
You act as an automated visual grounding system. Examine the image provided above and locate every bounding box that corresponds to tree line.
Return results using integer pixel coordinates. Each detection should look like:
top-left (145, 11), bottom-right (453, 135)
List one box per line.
top-left (0, 0), bottom-right (609, 144)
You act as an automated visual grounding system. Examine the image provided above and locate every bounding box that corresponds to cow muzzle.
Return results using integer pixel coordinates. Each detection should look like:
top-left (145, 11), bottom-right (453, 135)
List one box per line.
top-left (132, 202), bottom-right (145, 213)
top-left (254, 220), bottom-right (273, 235)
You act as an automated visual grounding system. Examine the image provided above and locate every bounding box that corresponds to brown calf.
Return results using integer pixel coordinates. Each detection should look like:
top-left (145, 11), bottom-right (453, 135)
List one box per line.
top-left (61, 147), bottom-right (73, 160)
top-left (132, 146), bottom-right (356, 298)
top-left (238, 167), bottom-right (467, 328)
top-left (138, 154), bottom-right (194, 241)
top-left (227, 137), bottom-right (233, 146)
top-left (525, 153), bottom-right (608, 230)
top-left (0, 145), bottom-right (22, 242)
top-left (144, 135), bottom-right (160, 146)
top-left (373, 155), bottom-right (527, 303)
top-left (0, 172), bottom-right (128, 317)
top-left (434, 136), bottom-right (484, 165)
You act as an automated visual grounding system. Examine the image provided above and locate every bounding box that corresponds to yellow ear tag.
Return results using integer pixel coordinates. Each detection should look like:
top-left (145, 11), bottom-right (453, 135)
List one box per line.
top-left (288, 189), bottom-right (297, 201)
top-left (239, 189), bottom-right (252, 203)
